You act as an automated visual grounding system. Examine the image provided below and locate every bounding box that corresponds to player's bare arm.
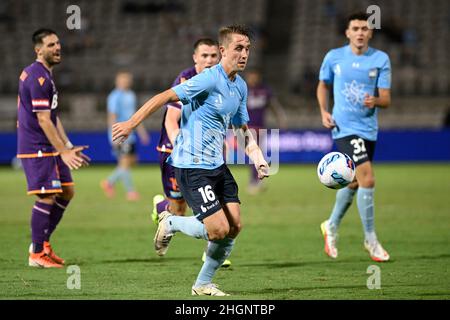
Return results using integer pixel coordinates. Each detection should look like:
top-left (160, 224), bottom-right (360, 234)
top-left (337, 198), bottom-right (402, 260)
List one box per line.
top-left (364, 88), bottom-right (391, 109)
top-left (235, 124), bottom-right (269, 179)
top-left (112, 88), bottom-right (179, 143)
top-left (37, 112), bottom-right (87, 170)
top-left (57, 116), bottom-right (91, 165)
top-left (317, 80), bottom-right (336, 129)
top-left (56, 117), bottom-right (71, 147)
top-left (165, 105), bottom-right (182, 145)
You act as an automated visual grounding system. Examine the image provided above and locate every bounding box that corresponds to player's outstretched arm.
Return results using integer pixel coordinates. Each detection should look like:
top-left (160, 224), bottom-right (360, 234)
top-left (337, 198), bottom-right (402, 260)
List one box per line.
top-left (112, 88), bottom-right (179, 143)
top-left (235, 124), bottom-right (269, 179)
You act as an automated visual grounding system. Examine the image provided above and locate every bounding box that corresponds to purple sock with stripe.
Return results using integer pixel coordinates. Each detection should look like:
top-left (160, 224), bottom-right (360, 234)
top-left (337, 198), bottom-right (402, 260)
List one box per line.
top-left (45, 198), bottom-right (70, 242)
top-left (156, 199), bottom-right (169, 214)
top-left (31, 201), bottom-right (52, 253)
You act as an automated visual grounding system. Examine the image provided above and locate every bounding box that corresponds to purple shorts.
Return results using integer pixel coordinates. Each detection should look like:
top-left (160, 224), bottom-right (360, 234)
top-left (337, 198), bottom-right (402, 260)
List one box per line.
top-left (21, 156), bottom-right (73, 195)
top-left (159, 152), bottom-right (183, 200)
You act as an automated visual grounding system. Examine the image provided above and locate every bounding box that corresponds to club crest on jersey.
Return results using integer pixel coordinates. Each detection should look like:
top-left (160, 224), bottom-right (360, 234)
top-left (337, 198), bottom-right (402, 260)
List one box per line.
top-left (369, 69), bottom-right (378, 79)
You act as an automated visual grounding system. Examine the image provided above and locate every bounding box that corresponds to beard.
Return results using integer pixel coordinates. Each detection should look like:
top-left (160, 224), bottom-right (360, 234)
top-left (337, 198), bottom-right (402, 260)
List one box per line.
top-left (45, 52), bottom-right (61, 66)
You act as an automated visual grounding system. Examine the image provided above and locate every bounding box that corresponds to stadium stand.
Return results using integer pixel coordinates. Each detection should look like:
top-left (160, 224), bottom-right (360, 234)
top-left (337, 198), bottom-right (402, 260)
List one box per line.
top-left (0, 0), bottom-right (448, 131)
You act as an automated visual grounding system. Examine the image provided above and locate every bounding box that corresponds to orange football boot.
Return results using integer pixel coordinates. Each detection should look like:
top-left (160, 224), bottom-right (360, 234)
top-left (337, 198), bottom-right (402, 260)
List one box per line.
top-left (44, 241), bottom-right (65, 265)
top-left (29, 251), bottom-right (63, 268)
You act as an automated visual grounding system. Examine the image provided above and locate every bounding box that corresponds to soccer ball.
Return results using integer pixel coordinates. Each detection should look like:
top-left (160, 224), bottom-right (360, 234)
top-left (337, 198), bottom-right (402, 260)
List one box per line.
top-left (317, 152), bottom-right (356, 189)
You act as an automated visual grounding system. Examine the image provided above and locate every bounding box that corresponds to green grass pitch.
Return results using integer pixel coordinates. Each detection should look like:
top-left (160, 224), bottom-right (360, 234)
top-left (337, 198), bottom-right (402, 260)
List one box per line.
top-left (0, 164), bottom-right (449, 299)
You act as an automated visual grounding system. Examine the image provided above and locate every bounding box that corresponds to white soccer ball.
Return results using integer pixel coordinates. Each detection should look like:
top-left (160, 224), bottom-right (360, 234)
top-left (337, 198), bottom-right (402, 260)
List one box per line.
top-left (317, 152), bottom-right (356, 189)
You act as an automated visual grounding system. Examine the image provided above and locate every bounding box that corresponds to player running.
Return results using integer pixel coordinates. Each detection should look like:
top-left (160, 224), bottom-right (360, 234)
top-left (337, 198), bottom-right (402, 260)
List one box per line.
top-left (113, 25), bottom-right (269, 296)
top-left (317, 12), bottom-right (391, 262)
top-left (150, 38), bottom-right (231, 268)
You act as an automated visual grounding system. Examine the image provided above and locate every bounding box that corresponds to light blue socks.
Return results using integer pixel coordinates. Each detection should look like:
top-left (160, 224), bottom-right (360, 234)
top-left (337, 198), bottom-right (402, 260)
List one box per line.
top-left (167, 215), bottom-right (208, 240)
top-left (329, 187), bottom-right (356, 228)
top-left (357, 187), bottom-right (377, 243)
top-left (194, 237), bottom-right (235, 287)
top-left (108, 168), bottom-right (135, 192)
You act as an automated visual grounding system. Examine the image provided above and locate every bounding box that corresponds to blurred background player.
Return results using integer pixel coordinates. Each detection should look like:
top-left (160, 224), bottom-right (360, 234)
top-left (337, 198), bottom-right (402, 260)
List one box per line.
top-left (317, 12), bottom-right (391, 262)
top-left (17, 28), bottom-right (90, 268)
top-left (151, 38), bottom-right (231, 267)
top-left (101, 72), bottom-right (150, 201)
top-left (244, 68), bottom-right (287, 194)
top-left (112, 25), bottom-right (269, 296)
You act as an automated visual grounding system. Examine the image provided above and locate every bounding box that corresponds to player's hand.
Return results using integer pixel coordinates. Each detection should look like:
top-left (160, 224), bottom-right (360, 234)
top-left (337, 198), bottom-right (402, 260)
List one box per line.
top-left (74, 145), bottom-right (91, 167)
top-left (321, 111), bottom-right (336, 129)
top-left (60, 146), bottom-right (88, 170)
top-left (255, 160), bottom-right (270, 180)
top-left (112, 120), bottom-right (133, 144)
top-left (364, 93), bottom-right (377, 108)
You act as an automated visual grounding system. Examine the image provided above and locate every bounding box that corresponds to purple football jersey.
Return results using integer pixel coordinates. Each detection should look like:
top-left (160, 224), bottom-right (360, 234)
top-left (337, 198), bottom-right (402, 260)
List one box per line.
top-left (17, 61), bottom-right (59, 157)
top-left (157, 66), bottom-right (198, 153)
top-left (247, 84), bottom-right (273, 128)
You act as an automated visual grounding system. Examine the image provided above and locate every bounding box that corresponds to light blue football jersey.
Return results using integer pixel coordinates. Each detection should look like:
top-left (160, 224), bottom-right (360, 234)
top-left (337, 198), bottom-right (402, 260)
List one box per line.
top-left (319, 45), bottom-right (391, 141)
top-left (107, 89), bottom-right (137, 144)
top-left (168, 63), bottom-right (249, 169)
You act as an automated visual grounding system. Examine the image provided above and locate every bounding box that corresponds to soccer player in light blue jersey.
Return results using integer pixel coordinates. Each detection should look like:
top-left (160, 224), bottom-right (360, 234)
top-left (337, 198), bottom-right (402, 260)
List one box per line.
top-left (112, 25), bottom-right (269, 296)
top-left (101, 72), bottom-right (149, 201)
top-left (317, 12), bottom-right (391, 262)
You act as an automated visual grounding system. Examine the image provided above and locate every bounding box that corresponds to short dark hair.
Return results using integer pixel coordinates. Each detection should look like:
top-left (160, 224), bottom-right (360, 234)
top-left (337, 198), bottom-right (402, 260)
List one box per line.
top-left (193, 38), bottom-right (218, 51)
top-left (218, 24), bottom-right (253, 47)
top-left (32, 28), bottom-right (57, 46)
top-left (346, 12), bottom-right (370, 28)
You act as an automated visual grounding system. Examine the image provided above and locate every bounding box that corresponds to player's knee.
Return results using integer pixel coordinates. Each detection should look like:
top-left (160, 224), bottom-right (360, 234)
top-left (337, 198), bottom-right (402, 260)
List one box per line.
top-left (208, 223), bottom-right (230, 241)
top-left (361, 176), bottom-right (375, 188)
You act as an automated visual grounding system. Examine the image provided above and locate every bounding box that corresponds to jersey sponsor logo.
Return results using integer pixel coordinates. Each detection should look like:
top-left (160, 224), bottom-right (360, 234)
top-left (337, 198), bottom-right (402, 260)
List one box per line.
top-left (352, 62), bottom-right (360, 68)
top-left (200, 200), bottom-right (220, 213)
top-left (352, 153), bottom-right (368, 163)
top-left (38, 77), bottom-right (46, 86)
top-left (31, 99), bottom-right (50, 107)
